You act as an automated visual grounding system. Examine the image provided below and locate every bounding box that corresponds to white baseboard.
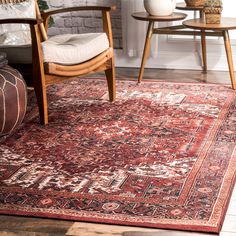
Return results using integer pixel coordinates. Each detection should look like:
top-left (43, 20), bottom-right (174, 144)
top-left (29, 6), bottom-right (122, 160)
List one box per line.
top-left (114, 49), bottom-right (236, 71)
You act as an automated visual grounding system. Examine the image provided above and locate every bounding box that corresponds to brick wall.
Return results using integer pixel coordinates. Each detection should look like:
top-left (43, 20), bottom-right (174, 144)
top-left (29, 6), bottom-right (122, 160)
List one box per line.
top-left (47, 0), bottom-right (122, 49)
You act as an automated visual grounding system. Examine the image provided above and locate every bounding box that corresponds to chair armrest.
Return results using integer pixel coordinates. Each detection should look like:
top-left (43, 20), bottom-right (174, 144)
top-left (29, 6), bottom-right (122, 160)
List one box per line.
top-left (0, 18), bottom-right (39, 25)
top-left (42, 6), bottom-right (116, 29)
top-left (42, 6), bottom-right (113, 19)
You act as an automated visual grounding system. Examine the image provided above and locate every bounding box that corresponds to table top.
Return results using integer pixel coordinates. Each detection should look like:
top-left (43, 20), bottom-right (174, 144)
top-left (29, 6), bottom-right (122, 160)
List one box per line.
top-left (176, 2), bottom-right (204, 11)
top-left (183, 18), bottom-right (236, 30)
top-left (132, 12), bottom-right (187, 22)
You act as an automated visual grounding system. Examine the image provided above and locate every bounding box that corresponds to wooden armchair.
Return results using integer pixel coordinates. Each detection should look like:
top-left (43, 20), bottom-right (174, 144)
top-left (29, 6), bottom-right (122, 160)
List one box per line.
top-left (0, 0), bottom-right (116, 125)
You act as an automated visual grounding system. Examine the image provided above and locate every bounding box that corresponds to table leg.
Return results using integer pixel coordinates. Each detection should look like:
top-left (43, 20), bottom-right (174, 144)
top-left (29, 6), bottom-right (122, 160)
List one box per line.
top-left (223, 30), bottom-right (236, 90)
top-left (138, 21), bottom-right (154, 83)
top-left (199, 10), bottom-right (207, 73)
top-left (201, 30), bottom-right (207, 72)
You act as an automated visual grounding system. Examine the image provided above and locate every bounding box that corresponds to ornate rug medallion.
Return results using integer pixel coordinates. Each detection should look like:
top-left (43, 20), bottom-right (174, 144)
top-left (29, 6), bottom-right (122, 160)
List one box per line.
top-left (0, 79), bottom-right (236, 233)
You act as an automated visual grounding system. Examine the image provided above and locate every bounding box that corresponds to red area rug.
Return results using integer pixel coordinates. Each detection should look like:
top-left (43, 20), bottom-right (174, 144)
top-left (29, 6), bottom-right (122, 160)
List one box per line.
top-left (0, 79), bottom-right (236, 233)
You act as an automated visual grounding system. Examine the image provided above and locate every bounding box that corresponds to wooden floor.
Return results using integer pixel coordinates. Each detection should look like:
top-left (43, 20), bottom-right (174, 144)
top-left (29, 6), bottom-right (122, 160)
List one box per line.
top-left (0, 67), bottom-right (235, 236)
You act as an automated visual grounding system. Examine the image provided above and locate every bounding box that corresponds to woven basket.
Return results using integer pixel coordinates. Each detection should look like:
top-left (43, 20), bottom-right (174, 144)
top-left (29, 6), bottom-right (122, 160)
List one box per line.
top-left (205, 13), bottom-right (221, 23)
top-left (204, 6), bottom-right (222, 13)
top-left (185, 0), bottom-right (206, 7)
top-left (204, 7), bottom-right (222, 24)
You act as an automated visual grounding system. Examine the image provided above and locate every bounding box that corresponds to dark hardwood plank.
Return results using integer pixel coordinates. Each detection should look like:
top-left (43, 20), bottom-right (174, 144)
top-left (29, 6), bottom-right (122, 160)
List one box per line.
top-left (0, 215), bottom-right (73, 235)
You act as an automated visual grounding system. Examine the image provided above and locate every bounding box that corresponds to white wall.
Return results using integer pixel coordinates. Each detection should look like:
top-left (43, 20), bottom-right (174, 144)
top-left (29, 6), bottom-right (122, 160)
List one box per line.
top-left (117, 0), bottom-right (236, 71)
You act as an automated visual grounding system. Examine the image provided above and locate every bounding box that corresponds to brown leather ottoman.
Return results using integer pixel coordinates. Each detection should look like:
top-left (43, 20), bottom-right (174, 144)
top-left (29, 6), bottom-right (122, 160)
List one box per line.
top-left (0, 53), bottom-right (27, 136)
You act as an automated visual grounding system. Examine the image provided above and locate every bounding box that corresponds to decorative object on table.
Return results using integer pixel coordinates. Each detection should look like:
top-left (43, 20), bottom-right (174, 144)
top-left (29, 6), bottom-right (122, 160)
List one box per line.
top-left (203, 0), bottom-right (223, 24)
top-left (184, 0), bottom-right (206, 7)
top-left (144, 0), bottom-right (176, 16)
top-left (0, 52), bottom-right (27, 137)
top-left (1, 78), bottom-right (236, 233)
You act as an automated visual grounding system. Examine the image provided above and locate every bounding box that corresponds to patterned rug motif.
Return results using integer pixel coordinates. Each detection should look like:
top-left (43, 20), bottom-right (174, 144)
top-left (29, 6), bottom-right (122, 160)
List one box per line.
top-left (0, 79), bottom-right (236, 233)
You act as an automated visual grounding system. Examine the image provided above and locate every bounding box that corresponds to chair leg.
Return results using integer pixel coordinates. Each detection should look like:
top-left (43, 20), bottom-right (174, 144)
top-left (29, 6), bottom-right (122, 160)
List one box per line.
top-left (33, 67), bottom-right (49, 125)
top-left (105, 57), bottom-right (116, 102)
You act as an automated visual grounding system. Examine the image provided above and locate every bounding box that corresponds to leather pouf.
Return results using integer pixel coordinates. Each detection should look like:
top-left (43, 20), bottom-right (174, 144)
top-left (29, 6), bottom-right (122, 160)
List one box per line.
top-left (0, 65), bottom-right (27, 136)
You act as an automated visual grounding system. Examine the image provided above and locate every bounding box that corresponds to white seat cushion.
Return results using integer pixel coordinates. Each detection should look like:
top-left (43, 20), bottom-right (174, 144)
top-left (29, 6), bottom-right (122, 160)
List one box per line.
top-left (41, 33), bottom-right (110, 65)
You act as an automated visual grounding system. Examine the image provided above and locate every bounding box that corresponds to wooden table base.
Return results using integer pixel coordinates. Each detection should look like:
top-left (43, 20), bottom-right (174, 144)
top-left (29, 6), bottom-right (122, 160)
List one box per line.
top-left (183, 18), bottom-right (236, 90)
top-left (134, 7), bottom-right (236, 90)
top-left (138, 21), bottom-right (154, 83)
top-left (223, 30), bottom-right (236, 90)
top-left (132, 12), bottom-right (187, 84)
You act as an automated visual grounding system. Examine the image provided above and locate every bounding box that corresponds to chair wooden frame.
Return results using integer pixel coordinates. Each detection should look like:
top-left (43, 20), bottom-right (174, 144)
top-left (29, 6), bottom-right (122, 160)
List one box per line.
top-left (0, 1), bottom-right (116, 125)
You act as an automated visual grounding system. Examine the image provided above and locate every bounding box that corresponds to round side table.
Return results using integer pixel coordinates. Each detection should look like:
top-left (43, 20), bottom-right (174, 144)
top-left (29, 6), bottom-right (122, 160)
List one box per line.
top-left (183, 18), bottom-right (236, 90)
top-left (176, 3), bottom-right (208, 72)
top-left (132, 12), bottom-right (187, 83)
